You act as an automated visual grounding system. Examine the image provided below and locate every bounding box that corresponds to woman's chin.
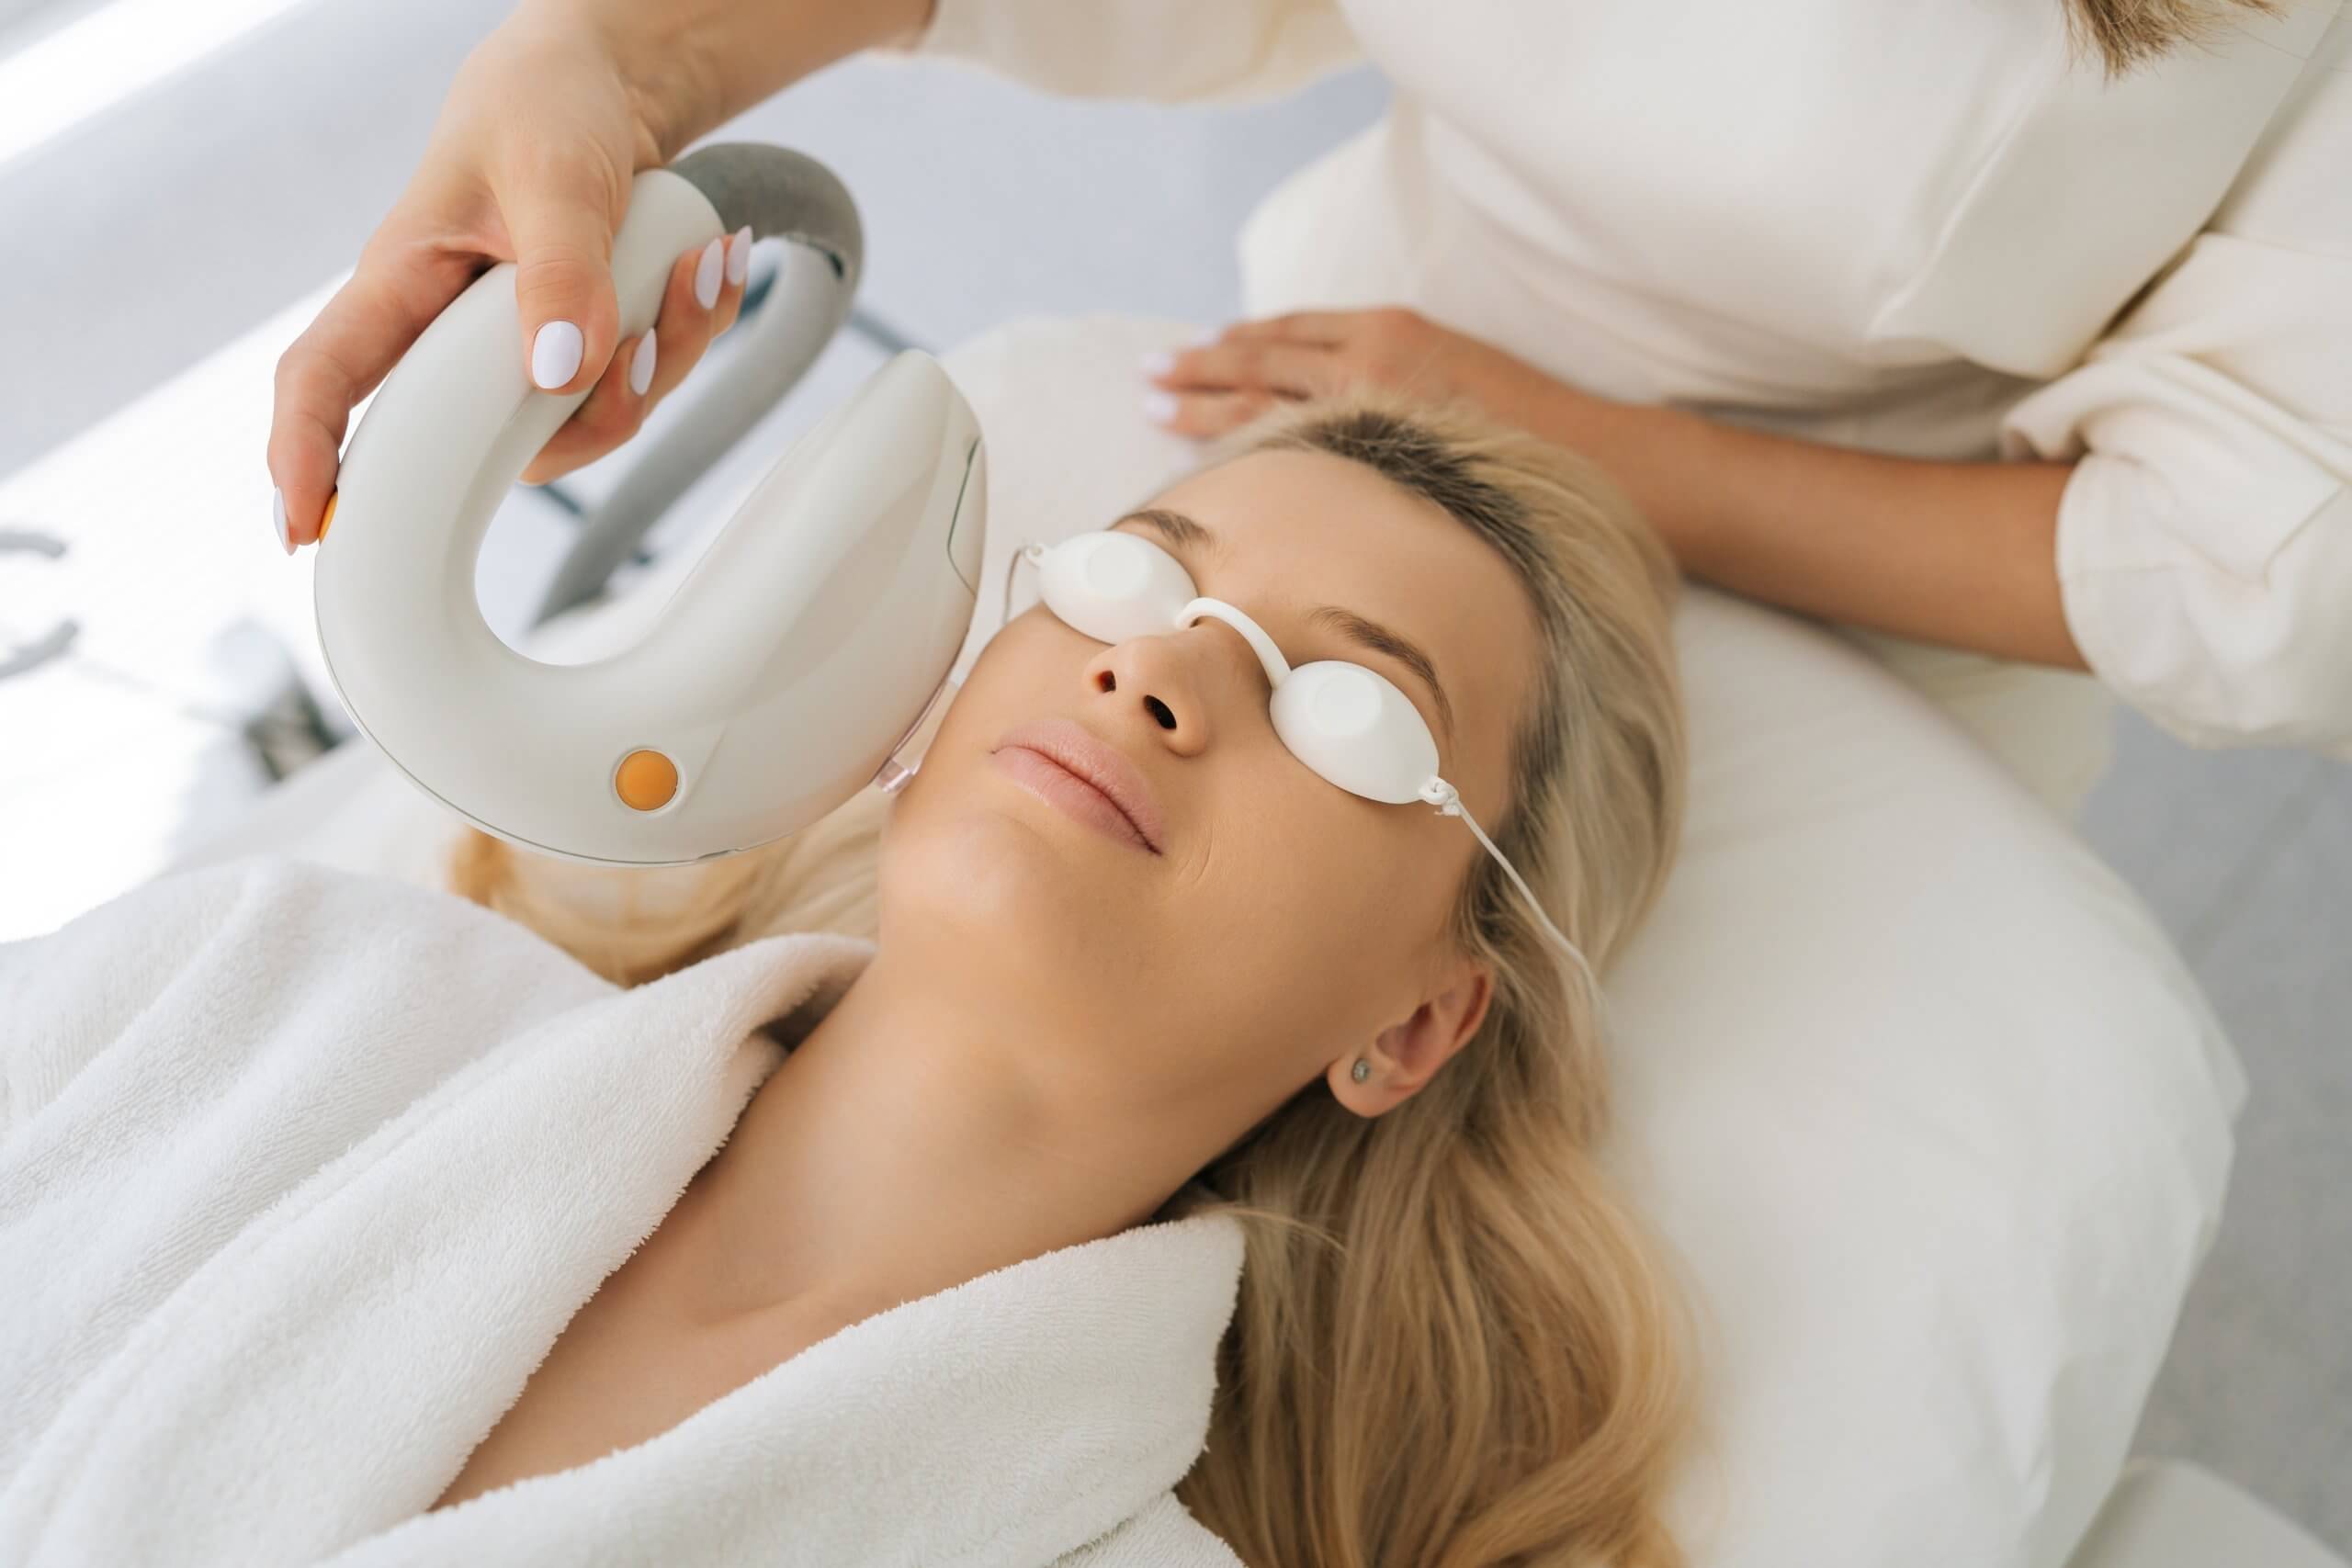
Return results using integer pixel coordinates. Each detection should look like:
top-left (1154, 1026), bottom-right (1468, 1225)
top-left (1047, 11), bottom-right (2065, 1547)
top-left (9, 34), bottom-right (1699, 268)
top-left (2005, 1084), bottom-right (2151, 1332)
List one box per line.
top-left (882, 807), bottom-right (1148, 940)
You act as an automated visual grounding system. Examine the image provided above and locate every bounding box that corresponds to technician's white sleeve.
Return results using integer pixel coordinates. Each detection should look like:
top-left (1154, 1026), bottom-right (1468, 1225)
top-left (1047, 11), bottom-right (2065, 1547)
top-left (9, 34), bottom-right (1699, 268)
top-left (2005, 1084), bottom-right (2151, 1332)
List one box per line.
top-left (1998, 10), bottom-right (2352, 756)
top-left (888, 0), bottom-right (1361, 105)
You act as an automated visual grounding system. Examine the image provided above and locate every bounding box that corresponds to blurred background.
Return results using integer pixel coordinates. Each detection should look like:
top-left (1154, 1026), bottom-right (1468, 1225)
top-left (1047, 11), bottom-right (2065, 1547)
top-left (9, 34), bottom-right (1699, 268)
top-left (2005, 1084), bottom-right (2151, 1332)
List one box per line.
top-left (0, 0), bottom-right (2342, 1548)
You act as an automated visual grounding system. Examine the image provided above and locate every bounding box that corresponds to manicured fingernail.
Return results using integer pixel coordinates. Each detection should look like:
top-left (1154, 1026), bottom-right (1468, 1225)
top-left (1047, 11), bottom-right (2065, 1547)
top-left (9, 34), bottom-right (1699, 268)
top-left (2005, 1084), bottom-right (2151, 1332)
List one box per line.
top-left (629, 330), bottom-right (658, 397)
top-left (531, 320), bottom-right (583, 389)
top-left (1142, 389), bottom-right (1179, 424)
top-left (1139, 350), bottom-right (1174, 378)
top-left (695, 238), bottom-right (725, 310)
top-left (272, 488), bottom-right (292, 555)
top-left (1189, 325), bottom-right (1220, 346)
top-left (726, 226), bottom-right (752, 287)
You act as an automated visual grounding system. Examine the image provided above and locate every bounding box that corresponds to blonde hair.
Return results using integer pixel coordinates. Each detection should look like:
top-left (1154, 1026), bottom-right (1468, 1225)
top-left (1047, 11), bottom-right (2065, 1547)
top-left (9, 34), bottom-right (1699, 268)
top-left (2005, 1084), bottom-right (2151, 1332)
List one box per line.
top-left (448, 385), bottom-right (1695, 1564)
top-left (2064, 0), bottom-right (2281, 75)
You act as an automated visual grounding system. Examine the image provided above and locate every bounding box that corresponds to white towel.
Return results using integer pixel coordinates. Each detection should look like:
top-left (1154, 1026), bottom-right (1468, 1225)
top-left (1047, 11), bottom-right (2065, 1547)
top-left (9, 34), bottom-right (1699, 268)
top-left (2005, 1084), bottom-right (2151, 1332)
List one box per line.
top-left (0, 856), bottom-right (1245, 1567)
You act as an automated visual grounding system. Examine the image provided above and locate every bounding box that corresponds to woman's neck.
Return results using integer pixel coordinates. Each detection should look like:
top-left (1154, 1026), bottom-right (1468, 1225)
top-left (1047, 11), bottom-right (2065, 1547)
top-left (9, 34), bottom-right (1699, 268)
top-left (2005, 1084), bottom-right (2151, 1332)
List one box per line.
top-left (660, 942), bottom-right (1203, 1337)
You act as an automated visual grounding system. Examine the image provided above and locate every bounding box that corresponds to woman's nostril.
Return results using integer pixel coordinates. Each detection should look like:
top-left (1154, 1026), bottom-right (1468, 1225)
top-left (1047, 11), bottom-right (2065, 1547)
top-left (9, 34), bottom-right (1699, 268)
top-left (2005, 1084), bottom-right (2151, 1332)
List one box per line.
top-left (1145, 696), bottom-right (1176, 729)
top-left (1097, 671), bottom-right (1116, 692)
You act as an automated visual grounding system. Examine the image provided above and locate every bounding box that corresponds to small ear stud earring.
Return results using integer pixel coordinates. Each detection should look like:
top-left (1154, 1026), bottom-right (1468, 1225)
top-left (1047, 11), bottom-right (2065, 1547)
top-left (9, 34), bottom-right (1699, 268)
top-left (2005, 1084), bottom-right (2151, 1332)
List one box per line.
top-left (1351, 1058), bottom-right (1372, 1083)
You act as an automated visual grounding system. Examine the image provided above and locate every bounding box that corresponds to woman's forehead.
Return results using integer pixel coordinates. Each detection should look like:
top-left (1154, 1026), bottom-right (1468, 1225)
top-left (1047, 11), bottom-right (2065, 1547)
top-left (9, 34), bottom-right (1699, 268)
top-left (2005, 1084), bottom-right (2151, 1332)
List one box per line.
top-left (1141, 449), bottom-right (1526, 621)
top-left (1149, 447), bottom-right (1429, 537)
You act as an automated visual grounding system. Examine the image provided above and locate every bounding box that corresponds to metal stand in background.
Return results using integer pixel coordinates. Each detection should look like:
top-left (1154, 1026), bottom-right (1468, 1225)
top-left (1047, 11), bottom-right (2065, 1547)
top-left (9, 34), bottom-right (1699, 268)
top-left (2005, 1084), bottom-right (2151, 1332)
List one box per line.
top-left (0, 526), bottom-right (78, 682)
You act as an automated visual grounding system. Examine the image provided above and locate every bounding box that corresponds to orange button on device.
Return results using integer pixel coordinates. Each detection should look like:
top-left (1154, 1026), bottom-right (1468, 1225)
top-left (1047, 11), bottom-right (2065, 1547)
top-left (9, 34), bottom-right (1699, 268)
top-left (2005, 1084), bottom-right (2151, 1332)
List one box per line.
top-left (317, 491), bottom-right (338, 540)
top-left (615, 749), bottom-right (679, 811)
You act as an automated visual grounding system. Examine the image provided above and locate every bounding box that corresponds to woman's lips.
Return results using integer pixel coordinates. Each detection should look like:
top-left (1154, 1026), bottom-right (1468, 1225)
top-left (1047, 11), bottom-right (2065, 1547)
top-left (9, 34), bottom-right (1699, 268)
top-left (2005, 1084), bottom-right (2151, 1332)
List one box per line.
top-left (988, 718), bottom-right (1166, 854)
top-left (989, 748), bottom-right (1156, 852)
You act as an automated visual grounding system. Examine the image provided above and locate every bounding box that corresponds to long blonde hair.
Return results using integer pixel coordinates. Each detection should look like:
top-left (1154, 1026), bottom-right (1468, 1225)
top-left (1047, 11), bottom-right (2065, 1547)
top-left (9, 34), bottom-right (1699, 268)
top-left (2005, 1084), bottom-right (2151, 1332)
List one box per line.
top-left (2064, 0), bottom-right (2281, 75)
top-left (448, 386), bottom-right (1695, 1563)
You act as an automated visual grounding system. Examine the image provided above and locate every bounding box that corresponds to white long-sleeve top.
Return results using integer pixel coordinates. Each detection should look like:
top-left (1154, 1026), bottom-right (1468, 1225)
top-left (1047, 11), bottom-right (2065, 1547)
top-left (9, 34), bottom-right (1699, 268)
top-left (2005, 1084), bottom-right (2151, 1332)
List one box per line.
top-left (903, 0), bottom-right (2352, 757)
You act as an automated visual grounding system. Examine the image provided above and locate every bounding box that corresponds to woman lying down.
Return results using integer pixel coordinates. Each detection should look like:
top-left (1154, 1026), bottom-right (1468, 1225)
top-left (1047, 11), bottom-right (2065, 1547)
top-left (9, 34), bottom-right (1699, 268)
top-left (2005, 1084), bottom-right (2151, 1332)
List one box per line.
top-left (1, 390), bottom-right (1694, 1566)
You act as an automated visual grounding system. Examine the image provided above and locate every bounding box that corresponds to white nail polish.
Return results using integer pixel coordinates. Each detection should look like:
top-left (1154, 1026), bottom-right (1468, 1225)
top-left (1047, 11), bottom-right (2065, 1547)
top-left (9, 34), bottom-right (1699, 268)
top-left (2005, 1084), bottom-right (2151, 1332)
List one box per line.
top-left (726, 226), bottom-right (752, 287)
top-left (1188, 325), bottom-right (1221, 346)
top-left (272, 489), bottom-right (292, 555)
top-left (695, 239), bottom-right (725, 310)
top-left (630, 330), bottom-right (658, 397)
top-left (531, 321), bottom-right (584, 389)
top-left (1142, 389), bottom-right (1179, 424)
top-left (1139, 350), bottom-right (1174, 377)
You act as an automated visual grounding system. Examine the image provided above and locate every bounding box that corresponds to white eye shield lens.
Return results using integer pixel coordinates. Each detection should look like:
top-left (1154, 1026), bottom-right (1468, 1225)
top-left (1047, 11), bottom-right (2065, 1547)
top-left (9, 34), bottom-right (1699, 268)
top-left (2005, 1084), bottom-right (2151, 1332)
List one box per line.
top-left (1001, 529), bottom-right (1607, 1021)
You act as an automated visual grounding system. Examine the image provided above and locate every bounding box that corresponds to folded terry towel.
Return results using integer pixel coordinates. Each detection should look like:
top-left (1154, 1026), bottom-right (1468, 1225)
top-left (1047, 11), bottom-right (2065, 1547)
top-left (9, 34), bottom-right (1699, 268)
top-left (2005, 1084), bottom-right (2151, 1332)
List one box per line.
top-left (1, 857), bottom-right (1244, 1567)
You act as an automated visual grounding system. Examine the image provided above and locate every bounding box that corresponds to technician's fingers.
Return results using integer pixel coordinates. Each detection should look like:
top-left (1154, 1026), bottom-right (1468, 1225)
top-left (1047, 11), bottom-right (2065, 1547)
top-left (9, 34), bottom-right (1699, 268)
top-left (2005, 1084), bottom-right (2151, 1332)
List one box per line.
top-left (1142, 338), bottom-right (1341, 400)
top-left (1142, 388), bottom-right (1283, 440)
top-left (498, 152), bottom-right (627, 397)
top-left (517, 333), bottom-right (657, 486)
top-left (717, 226), bottom-right (752, 335)
top-left (268, 233), bottom-right (479, 547)
top-left (1213, 310), bottom-right (1357, 346)
top-left (517, 234), bottom-right (746, 484)
top-left (639, 233), bottom-right (745, 406)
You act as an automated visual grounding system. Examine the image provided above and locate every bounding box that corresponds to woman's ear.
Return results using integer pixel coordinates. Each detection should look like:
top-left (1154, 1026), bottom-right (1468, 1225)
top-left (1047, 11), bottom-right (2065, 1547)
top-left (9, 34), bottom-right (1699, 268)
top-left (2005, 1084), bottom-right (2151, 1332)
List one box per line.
top-left (1328, 958), bottom-right (1494, 1116)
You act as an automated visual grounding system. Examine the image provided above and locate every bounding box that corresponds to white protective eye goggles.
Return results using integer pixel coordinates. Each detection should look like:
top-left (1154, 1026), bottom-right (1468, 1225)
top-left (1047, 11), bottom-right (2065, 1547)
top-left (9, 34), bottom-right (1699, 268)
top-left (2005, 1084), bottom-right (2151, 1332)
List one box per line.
top-left (999, 528), bottom-right (1603, 1010)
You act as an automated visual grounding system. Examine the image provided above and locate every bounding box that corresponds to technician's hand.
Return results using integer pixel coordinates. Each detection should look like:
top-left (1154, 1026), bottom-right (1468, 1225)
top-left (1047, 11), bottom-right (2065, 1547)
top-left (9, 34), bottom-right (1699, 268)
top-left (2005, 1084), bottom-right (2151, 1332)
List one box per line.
top-left (1139, 306), bottom-right (1566, 440)
top-left (264, 10), bottom-right (749, 555)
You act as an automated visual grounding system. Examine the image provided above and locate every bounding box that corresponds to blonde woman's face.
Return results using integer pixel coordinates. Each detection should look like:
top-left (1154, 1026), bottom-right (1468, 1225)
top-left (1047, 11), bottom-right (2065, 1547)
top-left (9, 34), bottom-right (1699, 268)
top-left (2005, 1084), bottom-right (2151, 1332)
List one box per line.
top-left (876, 448), bottom-right (1545, 1134)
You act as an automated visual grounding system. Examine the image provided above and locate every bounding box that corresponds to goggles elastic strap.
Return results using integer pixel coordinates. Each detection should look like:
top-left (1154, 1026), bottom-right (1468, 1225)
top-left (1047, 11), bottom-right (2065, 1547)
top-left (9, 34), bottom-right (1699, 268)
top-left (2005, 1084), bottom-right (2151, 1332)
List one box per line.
top-left (1004, 540), bottom-right (1047, 629)
top-left (1419, 779), bottom-right (1610, 1038)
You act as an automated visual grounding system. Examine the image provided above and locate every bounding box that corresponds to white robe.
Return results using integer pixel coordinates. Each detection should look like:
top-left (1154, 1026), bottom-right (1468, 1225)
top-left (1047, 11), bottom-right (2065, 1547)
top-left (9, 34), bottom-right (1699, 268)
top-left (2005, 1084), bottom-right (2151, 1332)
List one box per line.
top-left (0, 858), bottom-right (1246, 1566)
top-left (901, 0), bottom-right (2352, 762)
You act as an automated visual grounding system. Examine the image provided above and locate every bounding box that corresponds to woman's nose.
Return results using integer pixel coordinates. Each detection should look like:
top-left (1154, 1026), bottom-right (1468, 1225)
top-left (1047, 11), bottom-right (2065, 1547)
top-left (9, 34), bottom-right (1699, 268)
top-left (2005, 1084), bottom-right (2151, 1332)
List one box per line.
top-left (1084, 622), bottom-right (1258, 757)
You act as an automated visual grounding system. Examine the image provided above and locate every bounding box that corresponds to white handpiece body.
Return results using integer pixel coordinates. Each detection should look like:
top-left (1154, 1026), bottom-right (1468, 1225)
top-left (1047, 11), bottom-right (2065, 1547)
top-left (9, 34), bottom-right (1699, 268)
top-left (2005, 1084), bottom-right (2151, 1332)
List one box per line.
top-left (314, 161), bottom-right (985, 866)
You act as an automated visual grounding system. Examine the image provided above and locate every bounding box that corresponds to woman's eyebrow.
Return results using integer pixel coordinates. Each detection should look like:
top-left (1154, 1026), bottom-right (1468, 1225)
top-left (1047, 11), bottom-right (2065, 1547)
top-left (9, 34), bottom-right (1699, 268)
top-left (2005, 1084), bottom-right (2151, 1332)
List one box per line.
top-left (1118, 507), bottom-right (1221, 558)
top-left (1114, 507), bottom-right (1458, 749)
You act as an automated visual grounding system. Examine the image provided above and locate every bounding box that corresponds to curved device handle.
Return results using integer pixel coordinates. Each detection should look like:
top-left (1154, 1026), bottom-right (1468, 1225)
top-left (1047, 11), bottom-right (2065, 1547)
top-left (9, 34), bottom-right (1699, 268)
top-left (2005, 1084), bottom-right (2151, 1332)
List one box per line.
top-left (531, 144), bottom-right (863, 625)
top-left (314, 144), bottom-right (985, 868)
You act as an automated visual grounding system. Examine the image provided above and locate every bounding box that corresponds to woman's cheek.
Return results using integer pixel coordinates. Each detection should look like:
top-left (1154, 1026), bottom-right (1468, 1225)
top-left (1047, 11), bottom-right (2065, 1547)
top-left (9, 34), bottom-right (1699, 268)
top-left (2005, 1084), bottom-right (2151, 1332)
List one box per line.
top-left (1234, 777), bottom-right (1367, 912)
